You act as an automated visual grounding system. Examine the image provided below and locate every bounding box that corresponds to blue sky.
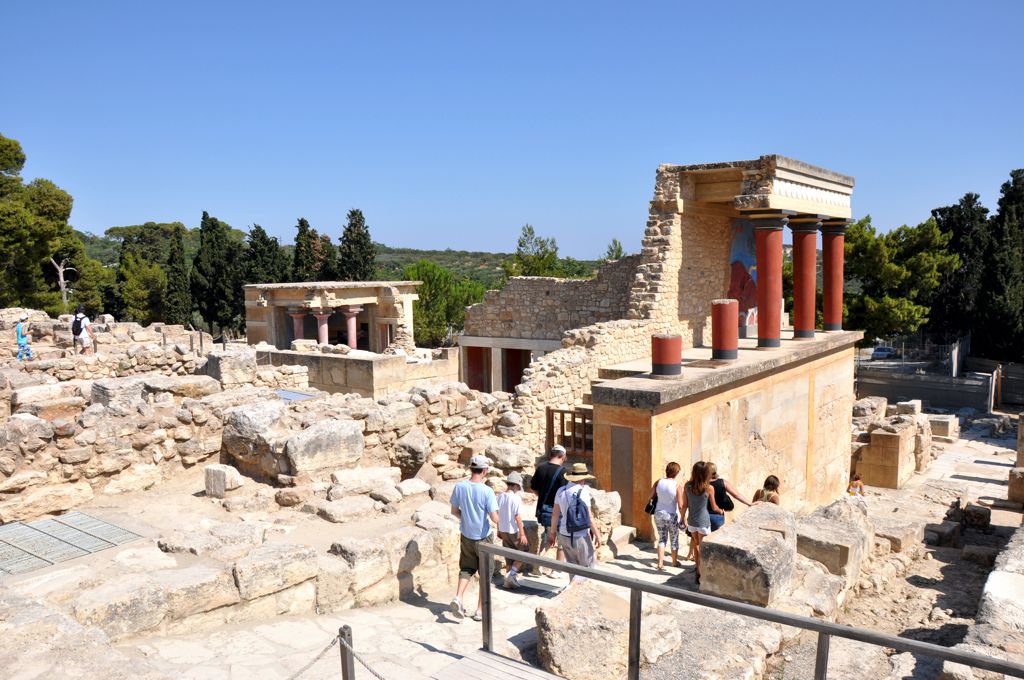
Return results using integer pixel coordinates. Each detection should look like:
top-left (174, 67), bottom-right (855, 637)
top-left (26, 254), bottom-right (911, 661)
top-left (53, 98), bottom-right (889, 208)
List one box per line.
top-left (6, 1), bottom-right (1023, 257)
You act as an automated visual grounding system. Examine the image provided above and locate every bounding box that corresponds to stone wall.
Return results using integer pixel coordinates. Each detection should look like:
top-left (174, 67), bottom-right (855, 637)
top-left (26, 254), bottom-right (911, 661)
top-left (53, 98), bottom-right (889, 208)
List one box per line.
top-left (463, 256), bottom-right (641, 340)
top-left (7, 344), bottom-right (206, 383)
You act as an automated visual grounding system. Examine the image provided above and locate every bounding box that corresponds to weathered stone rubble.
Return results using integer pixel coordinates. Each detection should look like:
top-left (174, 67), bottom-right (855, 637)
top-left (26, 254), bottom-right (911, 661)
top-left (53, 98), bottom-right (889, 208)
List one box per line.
top-left (851, 396), bottom-right (937, 488)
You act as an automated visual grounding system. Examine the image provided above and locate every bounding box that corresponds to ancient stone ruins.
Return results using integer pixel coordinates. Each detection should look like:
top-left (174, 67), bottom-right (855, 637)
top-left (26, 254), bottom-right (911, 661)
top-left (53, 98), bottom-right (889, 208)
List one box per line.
top-left (1, 156), bottom-right (1022, 679)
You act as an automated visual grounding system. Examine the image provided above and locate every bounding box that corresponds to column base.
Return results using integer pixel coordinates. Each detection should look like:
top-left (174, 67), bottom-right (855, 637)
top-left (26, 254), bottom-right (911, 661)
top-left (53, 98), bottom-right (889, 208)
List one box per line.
top-left (757, 338), bottom-right (781, 349)
top-left (712, 349), bottom-right (738, 360)
top-left (651, 363), bottom-right (682, 376)
top-left (824, 323), bottom-right (843, 332)
top-left (793, 329), bottom-right (815, 339)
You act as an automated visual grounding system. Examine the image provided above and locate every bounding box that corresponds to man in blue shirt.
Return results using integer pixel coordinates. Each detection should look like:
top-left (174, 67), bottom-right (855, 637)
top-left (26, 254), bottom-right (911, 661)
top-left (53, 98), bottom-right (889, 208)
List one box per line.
top-left (449, 454), bottom-right (498, 621)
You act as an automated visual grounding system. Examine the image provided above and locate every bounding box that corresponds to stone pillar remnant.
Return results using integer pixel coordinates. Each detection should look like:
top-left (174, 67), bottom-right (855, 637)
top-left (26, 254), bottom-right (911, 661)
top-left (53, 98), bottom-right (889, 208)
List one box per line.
top-left (821, 220), bottom-right (851, 331)
top-left (313, 311), bottom-right (332, 345)
top-left (289, 311), bottom-right (306, 341)
top-left (711, 299), bottom-right (739, 360)
top-left (343, 306), bottom-right (363, 348)
top-left (751, 213), bottom-right (791, 348)
top-left (651, 334), bottom-right (682, 376)
top-left (789, 216), bottom-right (823, 339)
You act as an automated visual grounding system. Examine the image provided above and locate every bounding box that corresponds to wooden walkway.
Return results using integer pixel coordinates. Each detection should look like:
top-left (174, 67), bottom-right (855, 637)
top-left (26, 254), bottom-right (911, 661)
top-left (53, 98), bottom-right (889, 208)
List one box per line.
top-left (430, 649), bottom-right (561, 679)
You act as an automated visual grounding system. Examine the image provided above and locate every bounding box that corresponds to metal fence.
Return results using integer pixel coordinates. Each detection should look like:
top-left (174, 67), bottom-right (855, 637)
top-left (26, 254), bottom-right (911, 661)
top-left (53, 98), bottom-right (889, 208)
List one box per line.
top-left (477, 543), bottom-right (1024, 680)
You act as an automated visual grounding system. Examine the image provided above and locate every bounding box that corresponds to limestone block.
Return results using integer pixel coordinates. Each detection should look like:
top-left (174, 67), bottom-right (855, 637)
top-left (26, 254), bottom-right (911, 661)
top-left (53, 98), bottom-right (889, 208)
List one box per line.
top-left (316, 555), bottom-right (355, 613)
top-left (535, 580), bottom-right (681, 680)
top-left (143, 375), bottom-right (221, 399)
top-left (59, 447), bottom-right (93, 464)
top-left (102, 463), bottom-right (162, 494)
top-left (796, 516), bottom-right (865, 589)
top-left (484, 439), bottom-right (534, 470)
top-left (701, 525), bottom-right (794, 606)
top-left (72, 574), bottom-right (168, 639)
top-left (290, 339), bottom-right (320, 352)
top-left (896, 399), bottom-right (922, 415)
top-left (1009, 468), bottom-right (1024, 504)
top-left (369, 481), bottom-right (403, 504)
top-left (925, 520), bottom-right (961, 547)
top-left (317, 496), bottom-right (379, 523)
top-left (329, 536), bottom-right (392, 591)
top-left (398, 477), bottom-right (431, 498)
top-left (929, 414), bottom-right (960, 439)
top-left (158, 521), bottom-right (263, 557)
top-left (382, 401), bottom-right (417, 432)
top-left (978, 571), bottom-right (1024, 632)
top-left (852, 396), bottom-right (887, 418)
top-left (0, 480), bottom-right (94, 523)
top-left (10, 383), bottom-right (64, 409)
top-left (232, 543), bottom-right (318, 600)
top-left (329, 467), bottom-right (402, 496)
top-left (284, 419), bottom-right (364, 475)
top-left (90, 377), bottom-right (146, 410)
top-left (392, 426), bottom-right (431, 476)
top-left (964, 503), bottom-right (991, 528)
top-left (204, 463), bottom-right (245, 498)
top-left (275, 486), bottom-right (312, 507)
top-left (871, 517), bottom-right (924, 553)
top-left (151, 565), bottom-right (240, 620)
top-left (205, 348), bottom-right (257, 386)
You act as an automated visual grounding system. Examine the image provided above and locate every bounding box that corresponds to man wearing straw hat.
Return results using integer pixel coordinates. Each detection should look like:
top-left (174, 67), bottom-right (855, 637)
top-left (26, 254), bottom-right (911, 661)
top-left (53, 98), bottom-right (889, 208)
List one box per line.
top-left (547, 462), bottom-right (602, 583)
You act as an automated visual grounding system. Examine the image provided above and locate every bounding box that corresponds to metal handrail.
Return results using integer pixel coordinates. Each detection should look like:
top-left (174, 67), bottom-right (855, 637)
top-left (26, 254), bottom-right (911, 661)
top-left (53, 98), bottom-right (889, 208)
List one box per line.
top-left (477, 543), bottom-right (1024, 680)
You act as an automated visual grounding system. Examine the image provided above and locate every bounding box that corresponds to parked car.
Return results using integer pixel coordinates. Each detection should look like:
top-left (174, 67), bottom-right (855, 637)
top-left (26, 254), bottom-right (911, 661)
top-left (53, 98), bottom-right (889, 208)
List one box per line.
top-left (871, 346), bottom-right (898, 360)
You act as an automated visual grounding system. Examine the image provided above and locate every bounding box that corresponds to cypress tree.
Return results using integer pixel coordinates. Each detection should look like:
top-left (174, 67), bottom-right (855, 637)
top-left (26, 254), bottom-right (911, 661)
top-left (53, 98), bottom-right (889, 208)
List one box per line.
top-left (977, 170), bottom-right (1024, 358)
top-left (245, 224), bottom-right (290, 284)
top-left (292, 218), bottom-right (318, 282)
top-left (163, 225), bottom-right (192, 325)
top-left (317, 234), bottom-right (339, 281)
top-left (929, 194), bottom-right (991, 336)
top-left (191, 211), bottom-right (236, 333)
top-left (337, 209), bottom-right (377, 281)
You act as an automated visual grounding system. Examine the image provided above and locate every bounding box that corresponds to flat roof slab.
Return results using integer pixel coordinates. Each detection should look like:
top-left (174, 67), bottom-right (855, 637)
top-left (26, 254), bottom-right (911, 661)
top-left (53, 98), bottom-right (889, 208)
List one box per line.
top-left (592, 331), bottom-right (863, 411)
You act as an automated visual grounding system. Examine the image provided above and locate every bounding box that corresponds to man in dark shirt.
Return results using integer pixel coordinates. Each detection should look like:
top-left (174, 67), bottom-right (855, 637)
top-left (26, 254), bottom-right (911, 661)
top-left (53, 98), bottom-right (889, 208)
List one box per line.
top-left (530, 444), bottom-right (568, 571)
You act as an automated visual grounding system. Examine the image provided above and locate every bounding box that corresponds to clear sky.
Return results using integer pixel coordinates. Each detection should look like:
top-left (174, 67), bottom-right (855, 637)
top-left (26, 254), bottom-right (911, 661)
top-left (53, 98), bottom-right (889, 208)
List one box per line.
top-left (6, 1), bottom-right (1023, 257)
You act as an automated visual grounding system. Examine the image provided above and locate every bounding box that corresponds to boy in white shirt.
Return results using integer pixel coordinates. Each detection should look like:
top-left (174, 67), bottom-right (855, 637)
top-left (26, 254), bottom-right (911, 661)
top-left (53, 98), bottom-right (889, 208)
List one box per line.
top-left (497, 471), bottom-right (528, 589)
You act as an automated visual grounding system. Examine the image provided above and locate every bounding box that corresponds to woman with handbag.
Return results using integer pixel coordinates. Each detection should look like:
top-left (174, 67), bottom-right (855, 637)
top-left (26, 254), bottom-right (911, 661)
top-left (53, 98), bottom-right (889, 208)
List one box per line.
top-left (706, 462), bottom-right (752, 532)
top-left (646, 461), bottom-right (684, 570)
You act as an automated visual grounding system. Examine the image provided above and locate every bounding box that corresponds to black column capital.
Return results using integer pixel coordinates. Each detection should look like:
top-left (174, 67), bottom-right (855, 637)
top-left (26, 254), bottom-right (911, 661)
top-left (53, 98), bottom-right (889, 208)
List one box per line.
top-left (788, 214), bottom-right (825, 234)
top-left (821, 219), bottom-right (852, 235)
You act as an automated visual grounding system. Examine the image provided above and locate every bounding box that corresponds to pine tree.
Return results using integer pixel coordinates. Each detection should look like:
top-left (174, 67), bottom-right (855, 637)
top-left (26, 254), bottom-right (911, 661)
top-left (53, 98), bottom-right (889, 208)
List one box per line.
top-left (245, 224), bottom-right (290, 284)
top-left (337, 209), bottom-right (377, 281)
top-left (977, 170), bottom-right (1024, 358)
top-left (163, 225), bottom-right (192, 325)
top-left (120, 251), bottom-right (166, 324)
top-left (292, 218), bottom-right (318, 282)
top-left (191, 211), bottom-right (238, 333)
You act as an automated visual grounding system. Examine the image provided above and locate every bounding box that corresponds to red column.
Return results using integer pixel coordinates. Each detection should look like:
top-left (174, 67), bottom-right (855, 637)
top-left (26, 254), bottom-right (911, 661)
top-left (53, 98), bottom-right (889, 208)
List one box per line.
top-left (289, 312), bottom-right (306, 341)
top-left (343, 306), bottom-right (363, 348)
top-left (821, 221), bottom-right (850, 331)
top-left (651, 334), bottom-right (682, 376)
top-left (313, 311), bottom-right (332, 345)
top-left (711, 299), bottom-right (738, 360)
top-left (790, 217), bottom-right (822, 339)
top-left (753, 216), bottom-right (787, 348)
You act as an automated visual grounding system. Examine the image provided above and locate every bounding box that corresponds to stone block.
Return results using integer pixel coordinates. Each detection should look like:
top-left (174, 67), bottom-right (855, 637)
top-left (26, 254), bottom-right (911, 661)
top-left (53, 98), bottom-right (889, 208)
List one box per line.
top-left (398, 477), bottom-right (431, 498)
top-left (90, 377), bottom-right (146, 410)
top-left (961, 545), bottom-right (999, 568)
top-left (392, 426), bottom-right (430, 476)
top-left (205, 348), bottom-right (257, 386)
top-left (701, 525), bottom-right (794, 606)
top-left (317, 496), bottom-right (378, 523)
top-left (329, 467), bottom-right (401, 495)
top-left (72, 574), bottom-right (168, 639)
top-left (871, 517), bottom-right (924, 553)
top-left (796, 514), bottom-right (868, 588)
top-left (978, 571), bottom-right (1024, 632)
top-left (316, 555), bottom-right (354, 613)
top-left (0, 480), bottom-right (94, 523)
top-left (232, 543), bottom-right (318, 600)
top-left (929, 414), bottom-right (960, 439)
top-left (284, 420), bottom-right (364, 476)
top-left (143, 375), bottom-right (221, 399)
top-left (1009, 468), bottom-right (1024, 504)
top-left (964, 503), bottom-right (991, 529)
top-left (896, 399), bottom-right (922, 415)
top-left (151, 565), bottom-right (240, 620)
top-left (925, 520), bottom-right (961, 547)
top-left (329, 536), bottom-right (392, 591)
top-left (204, 463), bottom-right (245, 499)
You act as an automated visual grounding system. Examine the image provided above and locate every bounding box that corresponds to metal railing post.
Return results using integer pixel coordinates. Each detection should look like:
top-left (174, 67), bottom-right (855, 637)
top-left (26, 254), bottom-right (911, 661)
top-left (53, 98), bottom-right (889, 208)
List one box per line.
top-left (628, 588), bottom-right (642, 680)
top-left (814, 631), bottom-right (830, 680)
top-left (339, 625), bottom-right (355, 680)
top-left (481, 548), bottom-right (494, 652)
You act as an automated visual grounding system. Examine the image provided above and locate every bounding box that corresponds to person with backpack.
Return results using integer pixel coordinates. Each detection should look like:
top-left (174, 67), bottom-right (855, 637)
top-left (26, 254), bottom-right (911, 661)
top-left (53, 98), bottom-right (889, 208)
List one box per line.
top-left (71, 305), bottom-right (97, 355)
top-left (14, 313), bottom-right (33, 361)
top-left (530, 444), bottom-right (568, 573)
top-left (547, 462), bottom-right (601, 584)
top-left (705, 462), bottom-right (752, 532)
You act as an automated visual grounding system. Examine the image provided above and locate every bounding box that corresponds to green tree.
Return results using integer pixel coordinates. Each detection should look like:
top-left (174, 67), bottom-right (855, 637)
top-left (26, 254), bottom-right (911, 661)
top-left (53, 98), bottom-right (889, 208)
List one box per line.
top-left (192, 211), bottom-right (242, 333)
top-left (844, 216), bottom-right (959, 341)
top-left (163, 225), bottom-right (192, 325)
top-left (317, 233), bottom-right (339, 281)
top-left (337, 209), bottom-right (377, 281)
top-left (928, 193), bottom-right (991, 335)
top-left (502, 224), bottom-right (560, 277)
top-left (975, 170), bottom-right (1024, 358)
top-left (245, 224), bottom-right (290, 284)
top-left (402, 260), bottom-right (486, 346)
top-left (69, 256), bottom-right (110, 316)
top-left (0, 135), bottom-right (74, 308)
top-left (292, 218), bottom-right (319, 281)
top-left (43, 230), bottom-right (105, 315)
top-left (603, 238), bottom-right (625, 261)
top-left (120, 251), bottom-right (166, 323)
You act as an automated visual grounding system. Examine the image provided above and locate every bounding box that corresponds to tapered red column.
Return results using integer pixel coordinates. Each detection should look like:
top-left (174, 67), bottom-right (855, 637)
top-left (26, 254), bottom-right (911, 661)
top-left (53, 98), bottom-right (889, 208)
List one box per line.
top-left (343, 306), bottom-right (363, 348)
top-left (752, 215), bottom-right (789, 348)
top-left (289, 312), bottom-right (306, 341)
top-left (821, 221), bottom-right (850, 331)
top-left (313, 311), bottom-right (331, 345)
top-left (789, 217), bottom-right (823, 339)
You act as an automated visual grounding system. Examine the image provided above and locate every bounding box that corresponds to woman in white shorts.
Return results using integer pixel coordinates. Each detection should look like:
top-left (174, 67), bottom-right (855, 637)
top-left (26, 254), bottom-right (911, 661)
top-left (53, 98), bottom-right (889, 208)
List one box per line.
top-left (679, 460), bottom-right (721, 585)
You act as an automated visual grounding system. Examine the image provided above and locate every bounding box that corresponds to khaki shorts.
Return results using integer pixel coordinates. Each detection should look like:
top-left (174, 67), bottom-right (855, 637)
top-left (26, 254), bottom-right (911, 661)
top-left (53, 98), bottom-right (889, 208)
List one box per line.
top-left (459, 533), bottom-right (493, 578)
top-left (556, 533), bottom-right (595, 580)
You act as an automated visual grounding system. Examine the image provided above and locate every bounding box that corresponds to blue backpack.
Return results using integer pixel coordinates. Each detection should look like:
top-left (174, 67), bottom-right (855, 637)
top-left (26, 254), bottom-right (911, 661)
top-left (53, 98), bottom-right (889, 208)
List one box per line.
top-left (564, 488), bottom-right (591, 536)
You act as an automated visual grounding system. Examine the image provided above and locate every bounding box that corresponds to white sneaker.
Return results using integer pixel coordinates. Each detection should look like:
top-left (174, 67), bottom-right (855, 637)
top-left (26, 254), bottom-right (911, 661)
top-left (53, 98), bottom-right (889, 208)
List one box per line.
top-left (472, 609), bottom-right (483, 622)
top-left (504, 572), bottom-right (521, 589)
top-left (450, 597), bottom-right (465, 619)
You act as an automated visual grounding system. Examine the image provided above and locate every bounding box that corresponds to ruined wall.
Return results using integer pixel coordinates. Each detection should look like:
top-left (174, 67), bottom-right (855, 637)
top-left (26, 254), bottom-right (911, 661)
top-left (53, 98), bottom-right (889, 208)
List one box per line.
top-left (463, 255), bottom-right (641, 340)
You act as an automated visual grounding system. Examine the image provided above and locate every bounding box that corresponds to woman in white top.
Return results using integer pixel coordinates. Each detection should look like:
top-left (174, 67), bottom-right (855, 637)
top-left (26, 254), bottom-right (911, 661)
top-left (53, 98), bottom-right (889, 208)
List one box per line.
top-left (648, 461), bottom-right (684, 570)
